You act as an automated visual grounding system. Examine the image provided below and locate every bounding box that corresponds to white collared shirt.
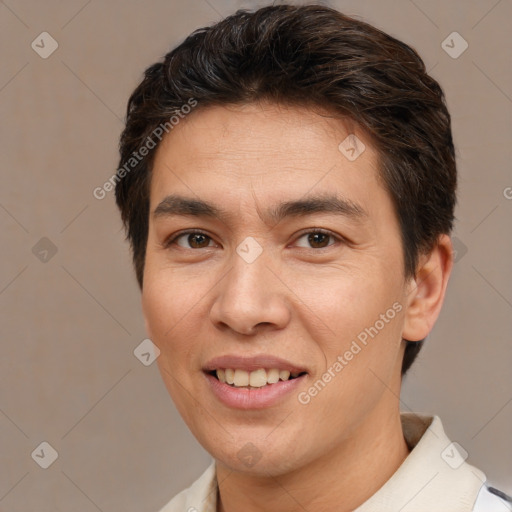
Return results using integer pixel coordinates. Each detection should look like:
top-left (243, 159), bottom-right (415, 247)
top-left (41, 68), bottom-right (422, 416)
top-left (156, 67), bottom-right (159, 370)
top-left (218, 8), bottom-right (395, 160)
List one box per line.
top-left (158, 413), bottom-right (510, 512)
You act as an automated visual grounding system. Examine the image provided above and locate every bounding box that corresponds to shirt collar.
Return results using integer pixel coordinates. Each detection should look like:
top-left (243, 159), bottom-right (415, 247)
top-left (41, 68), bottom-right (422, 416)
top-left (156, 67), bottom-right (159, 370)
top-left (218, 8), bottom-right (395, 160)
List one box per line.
top-left (175, 413), bottom-right (486, 512)
top-left (354, 413), bottom-right (486, 511)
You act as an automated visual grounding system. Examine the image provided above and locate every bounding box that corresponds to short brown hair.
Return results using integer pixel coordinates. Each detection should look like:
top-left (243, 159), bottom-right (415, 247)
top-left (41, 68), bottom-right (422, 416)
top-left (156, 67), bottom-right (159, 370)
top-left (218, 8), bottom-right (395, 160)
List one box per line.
top-left (115, 4), bottom-right (457, 375)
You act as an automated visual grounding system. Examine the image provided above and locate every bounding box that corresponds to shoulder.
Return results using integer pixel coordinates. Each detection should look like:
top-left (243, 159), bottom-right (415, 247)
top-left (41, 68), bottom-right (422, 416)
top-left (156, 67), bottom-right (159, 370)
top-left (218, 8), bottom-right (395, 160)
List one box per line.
top-left (473, 484), bottom-right (512, 511)
top-left (157, 461), bottom-right (217, 512)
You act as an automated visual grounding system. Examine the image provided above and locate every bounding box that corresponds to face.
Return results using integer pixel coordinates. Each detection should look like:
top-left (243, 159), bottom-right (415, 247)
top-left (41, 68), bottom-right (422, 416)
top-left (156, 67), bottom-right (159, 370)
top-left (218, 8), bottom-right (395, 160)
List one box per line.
top-left (142, 102), bottom-right (413, 476)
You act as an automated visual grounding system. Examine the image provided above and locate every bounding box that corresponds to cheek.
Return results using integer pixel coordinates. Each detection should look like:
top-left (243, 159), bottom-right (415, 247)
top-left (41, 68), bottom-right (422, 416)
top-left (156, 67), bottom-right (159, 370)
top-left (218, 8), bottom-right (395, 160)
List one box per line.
top-left (294, 264), bottom-right (405, 399)
top-left (141, 280), bottom-right (170, 341)
top-left (142, 260), bottom-right (200, 337)
top-left (141, 264), bottom-right (211, 375)
top-left (141, 272), bottom-right (190, 374)
top-left (293, 265), bottom-right (399, 341)
top-left (142, 274), bottom-right (200, 415)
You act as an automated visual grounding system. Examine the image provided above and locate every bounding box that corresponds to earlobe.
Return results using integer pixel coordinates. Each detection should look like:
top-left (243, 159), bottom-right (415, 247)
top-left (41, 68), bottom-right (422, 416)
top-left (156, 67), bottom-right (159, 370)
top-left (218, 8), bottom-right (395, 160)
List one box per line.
top-left (402, 234), bottom-right (454, 342)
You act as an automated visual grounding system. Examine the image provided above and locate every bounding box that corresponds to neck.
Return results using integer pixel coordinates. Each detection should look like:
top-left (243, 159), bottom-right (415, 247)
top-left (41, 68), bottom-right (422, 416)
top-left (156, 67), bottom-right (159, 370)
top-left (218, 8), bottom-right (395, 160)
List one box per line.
top-left (216, 400), bottom-right (409, 512)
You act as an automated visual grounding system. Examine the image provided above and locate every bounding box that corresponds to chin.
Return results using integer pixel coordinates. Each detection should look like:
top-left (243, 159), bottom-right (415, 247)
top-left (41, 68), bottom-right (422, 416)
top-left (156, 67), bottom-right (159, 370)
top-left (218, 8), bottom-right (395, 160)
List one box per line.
top-left (210, 437), bottom-right (307, 477)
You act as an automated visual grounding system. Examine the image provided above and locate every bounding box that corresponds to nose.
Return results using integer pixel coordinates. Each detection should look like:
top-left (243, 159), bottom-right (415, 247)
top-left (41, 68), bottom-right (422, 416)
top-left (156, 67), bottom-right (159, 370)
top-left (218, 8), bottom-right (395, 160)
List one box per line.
top-left (209, 250), bottom-right (291, 336)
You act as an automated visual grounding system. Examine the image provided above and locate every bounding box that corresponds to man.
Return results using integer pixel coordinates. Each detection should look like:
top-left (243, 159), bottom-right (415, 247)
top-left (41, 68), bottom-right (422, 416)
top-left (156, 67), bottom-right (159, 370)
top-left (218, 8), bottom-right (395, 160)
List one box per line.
top-left (115, 4), bottom-right (510, 511)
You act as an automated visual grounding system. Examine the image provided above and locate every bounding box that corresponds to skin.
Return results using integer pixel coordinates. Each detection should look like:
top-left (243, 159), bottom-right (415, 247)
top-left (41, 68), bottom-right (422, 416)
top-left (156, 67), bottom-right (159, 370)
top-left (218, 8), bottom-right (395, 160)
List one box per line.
top-left (142, 101), bottom-right (454, 512)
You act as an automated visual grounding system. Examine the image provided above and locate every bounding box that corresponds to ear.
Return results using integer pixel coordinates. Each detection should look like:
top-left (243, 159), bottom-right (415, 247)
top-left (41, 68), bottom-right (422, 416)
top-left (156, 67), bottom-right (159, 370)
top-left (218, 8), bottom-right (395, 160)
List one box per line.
top-left (402, 234), bottom-right (454, 342)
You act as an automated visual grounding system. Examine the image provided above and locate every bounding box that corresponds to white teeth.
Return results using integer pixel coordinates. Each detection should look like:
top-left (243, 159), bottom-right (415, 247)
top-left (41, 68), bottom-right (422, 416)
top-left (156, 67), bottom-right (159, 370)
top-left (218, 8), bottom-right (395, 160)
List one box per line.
top-left (279, 370), bottom-right (290, 381)
top-left (234, 369), bottom-right (249, 387)
top-left (213, 367), bottom-right (303, 387)
top-left (225, 368), bottom-right (235, 384)
top-left (267, 368), bottom-right (280, 384)
top-left (249, 368), bottom-right (267, 387)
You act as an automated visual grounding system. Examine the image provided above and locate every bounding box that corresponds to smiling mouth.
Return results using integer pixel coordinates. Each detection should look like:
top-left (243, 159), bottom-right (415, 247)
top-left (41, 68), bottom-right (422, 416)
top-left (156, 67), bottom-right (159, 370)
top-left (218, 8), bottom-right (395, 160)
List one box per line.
top-left (207, 368), bottom-right (307, 388)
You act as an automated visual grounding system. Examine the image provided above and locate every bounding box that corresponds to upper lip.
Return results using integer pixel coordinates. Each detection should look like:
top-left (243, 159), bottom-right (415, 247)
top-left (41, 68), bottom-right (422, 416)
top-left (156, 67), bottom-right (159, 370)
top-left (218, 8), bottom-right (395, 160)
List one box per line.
top-left (203, 354), bottom-right (308, 374)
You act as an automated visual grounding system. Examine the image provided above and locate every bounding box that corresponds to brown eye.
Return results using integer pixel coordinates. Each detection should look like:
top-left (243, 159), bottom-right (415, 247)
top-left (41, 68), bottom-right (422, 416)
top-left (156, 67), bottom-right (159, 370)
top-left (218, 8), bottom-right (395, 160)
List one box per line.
top-left (167, 231), bottom-right (215, 249)
top-left (308, 232), bottom-right (330, 248)
top-left (295, 230), bottom-right (337, 249)
top-left (186, 233), bottom-right (211, 248)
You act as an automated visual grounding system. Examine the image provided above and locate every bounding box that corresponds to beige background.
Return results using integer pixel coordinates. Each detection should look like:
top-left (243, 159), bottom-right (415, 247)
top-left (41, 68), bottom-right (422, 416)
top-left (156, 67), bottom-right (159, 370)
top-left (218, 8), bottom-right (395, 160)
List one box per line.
top-left (0, 0), bottom-right (511, 510)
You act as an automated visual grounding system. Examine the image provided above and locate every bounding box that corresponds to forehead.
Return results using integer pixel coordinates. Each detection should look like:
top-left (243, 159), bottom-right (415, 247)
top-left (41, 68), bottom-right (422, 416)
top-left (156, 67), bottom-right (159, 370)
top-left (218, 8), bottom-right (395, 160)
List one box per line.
top-left (149, 102), bottom-right (390, 224)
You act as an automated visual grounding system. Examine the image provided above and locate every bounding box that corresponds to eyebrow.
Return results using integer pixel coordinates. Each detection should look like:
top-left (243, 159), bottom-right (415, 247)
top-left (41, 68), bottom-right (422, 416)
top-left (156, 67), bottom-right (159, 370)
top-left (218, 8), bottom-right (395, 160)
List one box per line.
top-left (152, 193), bottom-right (368, 226)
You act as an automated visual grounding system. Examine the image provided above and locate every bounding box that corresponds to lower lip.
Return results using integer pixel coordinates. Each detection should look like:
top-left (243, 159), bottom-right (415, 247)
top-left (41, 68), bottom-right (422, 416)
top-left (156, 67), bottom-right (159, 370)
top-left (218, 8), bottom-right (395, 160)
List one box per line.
top-left (204, 372), bottom-right (307, 409)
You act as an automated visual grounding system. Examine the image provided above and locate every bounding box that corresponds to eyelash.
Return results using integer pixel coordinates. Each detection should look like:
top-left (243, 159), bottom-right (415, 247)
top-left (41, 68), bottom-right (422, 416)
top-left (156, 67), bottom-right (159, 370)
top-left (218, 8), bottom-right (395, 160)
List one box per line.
top-left (163, 228), bottom-right (343, 250)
